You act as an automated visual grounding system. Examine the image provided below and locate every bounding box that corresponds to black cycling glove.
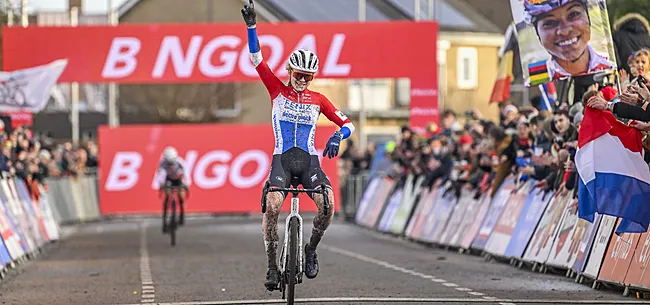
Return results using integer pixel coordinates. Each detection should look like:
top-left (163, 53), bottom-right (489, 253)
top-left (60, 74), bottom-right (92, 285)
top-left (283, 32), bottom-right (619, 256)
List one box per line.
top-left (241, 0), bottom-right (257, 27)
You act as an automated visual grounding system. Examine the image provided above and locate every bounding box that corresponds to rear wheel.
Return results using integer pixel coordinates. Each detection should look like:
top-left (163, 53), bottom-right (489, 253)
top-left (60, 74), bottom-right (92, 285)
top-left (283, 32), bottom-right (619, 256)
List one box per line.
top-left (286, 217), bottom-right (299, 305)
top-left (170, 198), bottom-right (177, 247)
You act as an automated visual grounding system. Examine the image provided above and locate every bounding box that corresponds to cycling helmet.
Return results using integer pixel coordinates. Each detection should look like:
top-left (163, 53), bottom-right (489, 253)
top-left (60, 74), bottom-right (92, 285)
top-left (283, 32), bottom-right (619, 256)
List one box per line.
top-left (523, 0), bottom-right (587, 24)
top-left (162, 146), bottom-right (178, 162)
top-left (288, 49), bottom-right (319, 74)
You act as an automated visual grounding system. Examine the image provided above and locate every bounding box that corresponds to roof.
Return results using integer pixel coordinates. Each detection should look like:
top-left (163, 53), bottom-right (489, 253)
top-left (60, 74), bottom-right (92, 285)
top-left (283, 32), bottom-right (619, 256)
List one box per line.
top-left (461, 0), bottom-right (513, 33)
top-left (116, 0), bottom-right (501, 34)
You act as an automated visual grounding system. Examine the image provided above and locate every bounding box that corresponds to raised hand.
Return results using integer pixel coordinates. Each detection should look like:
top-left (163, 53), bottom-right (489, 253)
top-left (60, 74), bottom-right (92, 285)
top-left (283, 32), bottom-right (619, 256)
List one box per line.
top-left (241, 0), bottom-right (256, 27)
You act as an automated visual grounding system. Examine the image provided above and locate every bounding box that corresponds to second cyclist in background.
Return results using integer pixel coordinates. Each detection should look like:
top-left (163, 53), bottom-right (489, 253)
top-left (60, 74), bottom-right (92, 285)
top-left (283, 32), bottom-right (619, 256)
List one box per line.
top-left (156, 146), bottom-right (190, 233)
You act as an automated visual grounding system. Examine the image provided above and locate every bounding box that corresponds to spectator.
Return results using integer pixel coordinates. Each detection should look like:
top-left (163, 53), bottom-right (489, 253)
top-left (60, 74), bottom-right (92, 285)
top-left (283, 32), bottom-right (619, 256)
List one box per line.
top-left (613, 13), bottom-right (650, 74)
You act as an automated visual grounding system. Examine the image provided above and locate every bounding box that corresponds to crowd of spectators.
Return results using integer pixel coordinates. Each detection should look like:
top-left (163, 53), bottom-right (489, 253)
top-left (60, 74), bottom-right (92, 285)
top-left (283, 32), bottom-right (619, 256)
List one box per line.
top-left (0, 121), bottom-right (99, 193)
top-left (343, 77), bottom-right (648, 201)
top-left (339, 13), bottom-right (650, 201)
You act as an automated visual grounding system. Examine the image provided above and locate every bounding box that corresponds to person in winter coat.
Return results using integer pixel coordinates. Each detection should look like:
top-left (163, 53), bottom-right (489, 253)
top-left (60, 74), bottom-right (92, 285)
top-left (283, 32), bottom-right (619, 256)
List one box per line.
top-left (613, 13), bottom-right (650, 74)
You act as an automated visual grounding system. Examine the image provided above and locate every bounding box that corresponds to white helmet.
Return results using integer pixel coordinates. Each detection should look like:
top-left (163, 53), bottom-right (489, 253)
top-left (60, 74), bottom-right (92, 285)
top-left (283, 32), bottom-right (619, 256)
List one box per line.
top-left (162, 146), bottom-right (178, 162)
top-left (288, 49), bottom-right (319, 74)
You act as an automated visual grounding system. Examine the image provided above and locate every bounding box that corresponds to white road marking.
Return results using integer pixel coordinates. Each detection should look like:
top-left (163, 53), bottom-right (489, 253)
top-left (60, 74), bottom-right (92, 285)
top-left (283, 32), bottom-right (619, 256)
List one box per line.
top-left (456, 287), bottom-right (473, 291)
top-left (111, 298), bottom-right (650, 305)
top-left (320, 244), bottom-right (503, 300)
top-left (139, 222), bottom-right (155, 304)
top-left (468, 292), bottom-right (485, 296)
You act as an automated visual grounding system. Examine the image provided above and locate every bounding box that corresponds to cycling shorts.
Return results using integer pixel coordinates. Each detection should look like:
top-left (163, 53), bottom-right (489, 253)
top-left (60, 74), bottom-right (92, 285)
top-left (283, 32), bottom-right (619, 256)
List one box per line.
top-left (268, 147), bottom-right (331, 198)
top-left (165, 177), bottom-right (184, 187)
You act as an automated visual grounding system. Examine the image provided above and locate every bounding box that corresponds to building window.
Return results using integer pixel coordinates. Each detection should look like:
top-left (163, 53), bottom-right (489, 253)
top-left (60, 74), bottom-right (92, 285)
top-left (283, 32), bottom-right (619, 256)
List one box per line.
top-left (457, 47), bottom-right (478, 89)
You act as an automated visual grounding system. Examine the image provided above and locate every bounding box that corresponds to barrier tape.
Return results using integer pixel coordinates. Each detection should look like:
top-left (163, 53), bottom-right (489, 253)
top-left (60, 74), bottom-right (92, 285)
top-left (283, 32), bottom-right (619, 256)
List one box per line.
top-left (353, 174), bottom-right (650, 292)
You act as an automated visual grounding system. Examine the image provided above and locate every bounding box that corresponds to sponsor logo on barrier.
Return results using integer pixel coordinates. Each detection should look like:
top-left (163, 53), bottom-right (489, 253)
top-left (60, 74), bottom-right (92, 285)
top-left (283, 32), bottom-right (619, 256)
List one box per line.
top-left (611, 234), bottom-right (634, 260)
top-left (105, 150), bottom-right (269, 191)
top-left (638, 234), bottom-right (650, 264)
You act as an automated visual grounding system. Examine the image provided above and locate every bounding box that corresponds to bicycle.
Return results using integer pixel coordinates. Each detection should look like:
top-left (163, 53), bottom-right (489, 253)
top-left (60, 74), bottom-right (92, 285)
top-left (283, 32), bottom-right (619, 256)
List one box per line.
top-left (159, 184), bottom-right (189, 247)
top-left (261, 178), bottom-right (330, 305)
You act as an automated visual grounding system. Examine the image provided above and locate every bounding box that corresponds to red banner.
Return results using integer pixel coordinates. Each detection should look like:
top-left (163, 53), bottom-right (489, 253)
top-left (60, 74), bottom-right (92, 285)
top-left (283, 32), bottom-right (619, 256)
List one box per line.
top-left (2, 22), bottom-right (440, 129)
top-left (598, 219), bottom-right (640, 284)
top-left (98, 124), bottom-right (340, 215)
top-left (3, 22), bottom-right (437, 83)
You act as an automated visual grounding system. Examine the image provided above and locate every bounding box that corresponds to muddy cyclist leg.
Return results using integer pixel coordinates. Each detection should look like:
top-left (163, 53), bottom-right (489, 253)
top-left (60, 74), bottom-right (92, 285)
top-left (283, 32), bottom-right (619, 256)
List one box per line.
top-left (308, 186), bottom-right (335, 251)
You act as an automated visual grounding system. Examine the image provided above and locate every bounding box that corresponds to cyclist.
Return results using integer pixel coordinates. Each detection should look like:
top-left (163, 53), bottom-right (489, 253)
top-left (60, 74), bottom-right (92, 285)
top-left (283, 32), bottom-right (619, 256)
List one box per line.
top-left (241, 0), bottom-right (356, 291)
top-left (155, 146), bottom-right (189, 233)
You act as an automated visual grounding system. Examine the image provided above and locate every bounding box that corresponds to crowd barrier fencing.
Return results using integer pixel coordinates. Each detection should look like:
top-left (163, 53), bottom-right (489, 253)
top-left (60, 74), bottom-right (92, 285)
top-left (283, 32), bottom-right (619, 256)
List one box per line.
top-left (353, 173), bottom-right (650, 297)
top-left (0, 173), bottom-right (100, 281)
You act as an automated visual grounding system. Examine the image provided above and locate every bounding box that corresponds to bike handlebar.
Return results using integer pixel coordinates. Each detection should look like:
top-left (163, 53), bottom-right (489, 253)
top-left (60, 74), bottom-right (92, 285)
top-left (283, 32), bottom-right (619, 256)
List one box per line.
top-left (261, 182), bottom-right (330, 215)
top-left (159, 185), bottom-right (189, 199)
top-left (266, 187), bottom-right (326, 194)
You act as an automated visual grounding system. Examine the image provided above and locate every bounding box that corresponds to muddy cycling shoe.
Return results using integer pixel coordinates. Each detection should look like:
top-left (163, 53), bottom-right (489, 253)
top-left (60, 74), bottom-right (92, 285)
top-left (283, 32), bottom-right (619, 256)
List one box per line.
top-left (304, 243), bottom-right (319, 279)
top-left (265, 265), bottom-right (280, 290)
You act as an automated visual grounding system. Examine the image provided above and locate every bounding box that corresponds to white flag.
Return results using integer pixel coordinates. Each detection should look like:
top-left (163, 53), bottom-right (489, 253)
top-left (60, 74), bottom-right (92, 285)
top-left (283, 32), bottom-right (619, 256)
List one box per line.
top-left (0, 59), bottom-right (67, 112)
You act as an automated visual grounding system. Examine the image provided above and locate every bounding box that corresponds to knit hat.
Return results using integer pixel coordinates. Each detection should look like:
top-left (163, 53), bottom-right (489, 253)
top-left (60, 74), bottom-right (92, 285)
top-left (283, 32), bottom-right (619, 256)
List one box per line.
top-left (600, 86), bottom-right (617, 102)
top-left (573, 112), bottom-right (584, 126)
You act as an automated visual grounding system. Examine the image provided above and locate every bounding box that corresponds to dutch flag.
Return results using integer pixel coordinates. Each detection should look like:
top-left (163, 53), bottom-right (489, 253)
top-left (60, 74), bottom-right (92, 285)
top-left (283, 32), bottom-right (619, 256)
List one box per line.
top-left (576, 107), bottom-right (650, 234)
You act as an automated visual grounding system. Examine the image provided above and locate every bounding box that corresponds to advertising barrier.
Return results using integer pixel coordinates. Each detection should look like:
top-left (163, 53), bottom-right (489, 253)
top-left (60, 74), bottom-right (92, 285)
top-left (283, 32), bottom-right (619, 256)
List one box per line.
top-left (522, 193), bottom-right (572, 264)
top-left (624, 227), bottom-right (650, 290)
top-left (352, 171), bottom-right (650, 294)
top-left (504, 189), bottom-right (552, 258)
top-left (460, 192), bottom-right (491, 250)
top-left (0, 174), bottom-right (92, 279)
top-left (572, 214), bottom-right (602, 274)
top-left (485, 180), bottom-right (533, 256)
top-left (356, 177), bottom-right (395, 229)
top-left (440, 190), bottom-right (473, 246)
top-left (389, 175), bottom-right (425, 235)
top-left (583, 215), bottom-right (617, 279)
top-left (597, 219), bottom-right (640, 285)
top-left (404, 187), bottom-right (432, 238)
top-left (472, 179), bottom-right (516, 250)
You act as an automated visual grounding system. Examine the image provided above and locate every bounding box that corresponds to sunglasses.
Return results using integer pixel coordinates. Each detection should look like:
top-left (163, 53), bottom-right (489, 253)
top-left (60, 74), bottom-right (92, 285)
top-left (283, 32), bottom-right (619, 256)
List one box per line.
top-left (291, 70), bottom-right (314, 81)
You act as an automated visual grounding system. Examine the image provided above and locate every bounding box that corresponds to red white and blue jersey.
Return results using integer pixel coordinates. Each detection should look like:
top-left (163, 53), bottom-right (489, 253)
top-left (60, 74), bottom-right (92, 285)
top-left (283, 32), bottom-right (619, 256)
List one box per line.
top-left (252, 54), bottom-right (353, 156)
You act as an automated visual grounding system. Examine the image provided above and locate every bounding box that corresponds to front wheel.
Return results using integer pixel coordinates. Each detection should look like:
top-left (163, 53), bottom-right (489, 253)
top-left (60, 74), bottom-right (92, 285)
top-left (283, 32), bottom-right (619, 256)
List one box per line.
top-left (286, 217), bottom-right (299, 304)
top-left (170, 198), bottom-right (177, 247)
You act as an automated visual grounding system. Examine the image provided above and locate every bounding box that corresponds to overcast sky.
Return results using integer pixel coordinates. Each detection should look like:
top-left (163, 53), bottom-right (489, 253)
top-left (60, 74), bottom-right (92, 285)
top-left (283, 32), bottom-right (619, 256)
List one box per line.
top-left (20, 0), bottom-right (128, 14)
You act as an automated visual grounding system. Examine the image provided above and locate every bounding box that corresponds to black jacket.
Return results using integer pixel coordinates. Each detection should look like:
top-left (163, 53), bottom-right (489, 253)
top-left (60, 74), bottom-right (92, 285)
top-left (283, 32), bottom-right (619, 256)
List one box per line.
top-left (613, 13), bottom-right (650, 73)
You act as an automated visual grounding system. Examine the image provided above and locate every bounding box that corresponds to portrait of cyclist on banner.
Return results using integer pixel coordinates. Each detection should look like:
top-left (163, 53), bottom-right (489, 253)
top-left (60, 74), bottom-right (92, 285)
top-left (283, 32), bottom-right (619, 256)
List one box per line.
top-left (155, 146), bottom-right (190, 233)
top-left (241, 0), bottom-right (356, 291)
top-left (523, 0), bottom-right (614, 80)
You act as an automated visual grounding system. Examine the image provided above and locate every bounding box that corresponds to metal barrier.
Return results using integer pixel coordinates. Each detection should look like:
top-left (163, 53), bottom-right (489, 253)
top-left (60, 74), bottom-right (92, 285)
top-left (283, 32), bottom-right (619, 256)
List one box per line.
top-left (44, 173), bottom-right (101, 225)
top-left (340, 173), bottom-right (370, 221)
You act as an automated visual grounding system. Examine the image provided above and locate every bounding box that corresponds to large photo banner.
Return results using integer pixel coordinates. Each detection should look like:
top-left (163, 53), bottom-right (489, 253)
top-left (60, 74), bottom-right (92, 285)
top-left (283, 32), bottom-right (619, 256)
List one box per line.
top-left (510, 0), bottom-right (616, 86)
top-left (98, 124), bottom-right (340, 215)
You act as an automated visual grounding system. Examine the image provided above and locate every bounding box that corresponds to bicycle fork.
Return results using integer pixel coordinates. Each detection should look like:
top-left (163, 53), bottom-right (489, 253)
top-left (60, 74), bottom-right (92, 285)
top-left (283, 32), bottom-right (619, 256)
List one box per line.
top-left (280, 195), bottom-right (304, 276)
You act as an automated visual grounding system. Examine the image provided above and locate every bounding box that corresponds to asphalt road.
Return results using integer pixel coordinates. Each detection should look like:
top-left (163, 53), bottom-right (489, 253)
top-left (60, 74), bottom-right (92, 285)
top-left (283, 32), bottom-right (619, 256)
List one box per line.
top-left (0, 215), bottom-right (647, 305)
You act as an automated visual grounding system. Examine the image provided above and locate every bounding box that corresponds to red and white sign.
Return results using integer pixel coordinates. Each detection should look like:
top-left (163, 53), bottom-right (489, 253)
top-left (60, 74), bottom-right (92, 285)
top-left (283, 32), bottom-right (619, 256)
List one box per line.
top-left (3, 22), bottom-right (437, 83)
top-left (2, 22), bottom-right (440, 128)
top-left (98, 124), bottom-right (340, 215)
